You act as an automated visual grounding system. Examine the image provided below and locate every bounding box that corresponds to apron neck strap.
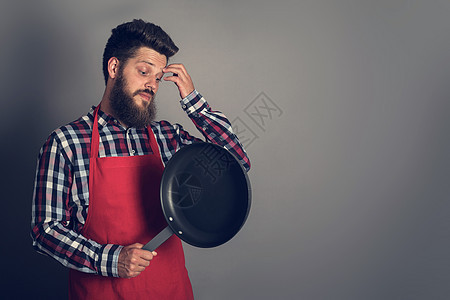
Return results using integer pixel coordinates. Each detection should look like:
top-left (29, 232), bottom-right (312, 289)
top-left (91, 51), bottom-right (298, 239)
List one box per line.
top-left (90, 105), bottom-right (101, 159)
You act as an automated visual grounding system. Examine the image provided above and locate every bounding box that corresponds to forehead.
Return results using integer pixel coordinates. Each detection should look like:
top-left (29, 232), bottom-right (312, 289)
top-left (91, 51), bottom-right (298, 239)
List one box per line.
top-left (128, 47), bottom-right (168, 68)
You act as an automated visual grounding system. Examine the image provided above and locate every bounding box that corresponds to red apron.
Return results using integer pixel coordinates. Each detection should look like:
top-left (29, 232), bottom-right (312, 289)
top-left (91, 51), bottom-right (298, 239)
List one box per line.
top-left (69, 106), bottom-right (193, 299)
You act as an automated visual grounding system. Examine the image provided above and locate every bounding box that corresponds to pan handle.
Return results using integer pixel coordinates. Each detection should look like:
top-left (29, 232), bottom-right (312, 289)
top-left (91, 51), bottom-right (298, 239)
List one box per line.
top-left (142, 226), bottom-right (174, 252)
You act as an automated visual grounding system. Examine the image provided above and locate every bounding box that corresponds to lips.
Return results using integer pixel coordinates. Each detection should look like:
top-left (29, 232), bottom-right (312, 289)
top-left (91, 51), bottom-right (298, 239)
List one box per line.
top-left (138, 92), bottom-right (152, 102)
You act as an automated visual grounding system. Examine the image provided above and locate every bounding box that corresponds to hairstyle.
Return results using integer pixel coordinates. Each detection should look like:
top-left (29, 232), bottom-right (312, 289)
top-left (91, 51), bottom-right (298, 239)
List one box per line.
top-left (102, 19), bottom-right (179, 84)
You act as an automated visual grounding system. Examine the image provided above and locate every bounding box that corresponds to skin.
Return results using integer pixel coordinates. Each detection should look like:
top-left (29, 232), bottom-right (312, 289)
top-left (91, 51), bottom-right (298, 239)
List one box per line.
top-left (99, 46), bottom-right (195, 278)
top-left (101, 46), bottom-right (195, 127)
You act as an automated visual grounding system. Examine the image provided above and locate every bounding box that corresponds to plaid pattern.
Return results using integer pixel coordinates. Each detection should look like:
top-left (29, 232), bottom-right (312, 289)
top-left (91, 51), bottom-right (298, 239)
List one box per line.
top-left (31, 91), bottom-right (250, 277)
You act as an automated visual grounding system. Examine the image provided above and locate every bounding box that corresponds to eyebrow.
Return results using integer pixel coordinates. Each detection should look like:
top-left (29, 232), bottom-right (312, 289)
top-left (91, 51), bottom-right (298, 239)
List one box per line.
top-left (138, 60), bottom-right (155, 67)
top-left (138, 60), bottom-right (165, 75)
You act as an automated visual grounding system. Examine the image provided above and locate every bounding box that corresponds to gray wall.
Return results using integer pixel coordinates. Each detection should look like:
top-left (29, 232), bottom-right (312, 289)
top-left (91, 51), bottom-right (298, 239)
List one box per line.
top-left (1, 0), bottom-right (449, 299)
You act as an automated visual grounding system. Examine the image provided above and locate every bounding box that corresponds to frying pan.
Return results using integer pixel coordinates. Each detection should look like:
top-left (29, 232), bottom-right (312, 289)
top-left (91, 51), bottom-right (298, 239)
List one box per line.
top-left (143, 142), bottom-right (251, 251)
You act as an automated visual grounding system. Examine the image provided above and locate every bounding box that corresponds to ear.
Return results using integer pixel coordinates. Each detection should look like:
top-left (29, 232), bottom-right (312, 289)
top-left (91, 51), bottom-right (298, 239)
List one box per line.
top-left (107, 57), bottom-right (120, 79)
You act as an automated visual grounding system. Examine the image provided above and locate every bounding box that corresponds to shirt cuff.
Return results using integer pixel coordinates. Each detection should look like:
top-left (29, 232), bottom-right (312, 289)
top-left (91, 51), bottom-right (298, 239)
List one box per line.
top-left (97, 244), bottom-right (123, 277)
top-left (180, 90), bottom-right (208, 115)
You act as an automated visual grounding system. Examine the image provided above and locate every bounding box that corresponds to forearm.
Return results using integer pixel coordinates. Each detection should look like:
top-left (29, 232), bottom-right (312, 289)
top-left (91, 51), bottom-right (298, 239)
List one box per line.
top-left (31, 135), bottom-right (122, 277)
top-left (180, 90), bottom-right (251, 171)
top-left (31, 220), bottom-right (122, 277)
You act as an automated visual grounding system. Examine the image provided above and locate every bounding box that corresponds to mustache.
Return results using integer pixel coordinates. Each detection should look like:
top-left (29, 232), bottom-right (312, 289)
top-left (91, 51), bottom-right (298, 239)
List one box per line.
top-left (133, 89), bottom-right (154, 97)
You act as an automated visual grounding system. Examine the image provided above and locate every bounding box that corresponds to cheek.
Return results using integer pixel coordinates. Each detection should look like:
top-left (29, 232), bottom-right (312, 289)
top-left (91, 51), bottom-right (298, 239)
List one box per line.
top-left (123, 76), bottom-right (140, 95)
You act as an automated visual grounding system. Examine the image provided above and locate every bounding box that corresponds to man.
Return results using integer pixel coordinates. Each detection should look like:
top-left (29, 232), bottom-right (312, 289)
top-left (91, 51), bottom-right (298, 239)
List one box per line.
top-left (31, 19), bottom-right (250, 299)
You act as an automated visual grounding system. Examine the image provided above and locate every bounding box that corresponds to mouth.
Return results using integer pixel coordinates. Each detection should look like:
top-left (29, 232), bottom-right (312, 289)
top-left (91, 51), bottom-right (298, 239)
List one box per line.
top-left (139, 93), bottom-right (151, 101)
top-left (136, 91), bottom-right (153, 102)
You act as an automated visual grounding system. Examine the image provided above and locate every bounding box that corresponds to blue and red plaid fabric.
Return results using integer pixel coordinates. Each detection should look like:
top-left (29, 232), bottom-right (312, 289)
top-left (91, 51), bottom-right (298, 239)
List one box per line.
top-left (31, 90), bottom-right (250, 277)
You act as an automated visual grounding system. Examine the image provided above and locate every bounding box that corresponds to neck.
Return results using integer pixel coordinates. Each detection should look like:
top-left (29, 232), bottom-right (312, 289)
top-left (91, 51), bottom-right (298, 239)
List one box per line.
top-left (99, 82), bottom-right (113, 113)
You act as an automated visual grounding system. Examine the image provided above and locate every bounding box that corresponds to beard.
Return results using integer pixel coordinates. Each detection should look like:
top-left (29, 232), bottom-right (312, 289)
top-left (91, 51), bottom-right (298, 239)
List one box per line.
top-left (109, 71), bottom-right (157, 128)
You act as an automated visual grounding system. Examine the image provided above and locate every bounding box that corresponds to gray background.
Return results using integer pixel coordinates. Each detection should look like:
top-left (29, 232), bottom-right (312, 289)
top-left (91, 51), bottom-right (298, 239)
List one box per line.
top-left (1, 0), bottom-right (449, 299)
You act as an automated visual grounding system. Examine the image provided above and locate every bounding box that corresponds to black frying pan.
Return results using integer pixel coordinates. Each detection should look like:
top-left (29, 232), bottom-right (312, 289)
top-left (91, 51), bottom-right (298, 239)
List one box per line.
top-left (143, 142), bottom-right (251, 251)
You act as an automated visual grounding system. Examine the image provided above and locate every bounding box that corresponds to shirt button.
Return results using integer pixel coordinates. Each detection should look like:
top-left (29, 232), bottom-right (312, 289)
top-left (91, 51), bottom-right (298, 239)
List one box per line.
top-left (182, 105), bottom-right (187, 109)
top-left (131, 150), bottom-right (136, 154)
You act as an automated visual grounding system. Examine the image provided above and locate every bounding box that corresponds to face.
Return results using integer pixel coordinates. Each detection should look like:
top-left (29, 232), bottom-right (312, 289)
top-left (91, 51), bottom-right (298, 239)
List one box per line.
top-left (109, 47), bottom-right (167, 128)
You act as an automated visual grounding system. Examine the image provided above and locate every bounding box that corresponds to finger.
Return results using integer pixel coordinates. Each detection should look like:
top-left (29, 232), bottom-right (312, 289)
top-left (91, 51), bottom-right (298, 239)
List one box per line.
top-left (163, 72), bottom-right (183, 82)
top-left (130, 264), bottom-right (147, 272)
top-left (163, 73), bottom-right (178, 81)
top-left (163, 64), bottom-right (188, 77)
top-left (134, 256), bottom-right (150, 267)
top-left (164, 63), bottom-right (185, 71)
top-left (163, 75), bottom-right (181, 84)
top-left (118, 262), bottom-right (145, 278)
top-left (134, 251), bottom-right (157, 268)
top-left (121, 250), bottom-right (153, 269)
top-left (136, 249), bottom-right (157, 261)
top-left (163, 66), bottom-right (191, 85)
top-left (128, 272), bottom-right (140, 278)
top-left (127, 268), bottom-right (144, 278)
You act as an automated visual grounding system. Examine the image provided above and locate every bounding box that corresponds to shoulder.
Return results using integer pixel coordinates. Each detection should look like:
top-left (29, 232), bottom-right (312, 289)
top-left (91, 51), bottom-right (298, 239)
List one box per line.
top-left (53, 113), bottom-right (92, 144)
top-left (42, 111), bottom-right (94, 162)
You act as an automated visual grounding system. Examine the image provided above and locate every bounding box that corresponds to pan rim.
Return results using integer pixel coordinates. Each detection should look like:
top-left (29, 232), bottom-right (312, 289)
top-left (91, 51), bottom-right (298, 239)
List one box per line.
top-left (160, 142), bottom-right (251, 248)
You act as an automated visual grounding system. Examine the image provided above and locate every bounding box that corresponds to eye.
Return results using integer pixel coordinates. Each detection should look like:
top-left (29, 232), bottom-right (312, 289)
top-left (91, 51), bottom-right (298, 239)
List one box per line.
top-left (137, 67), bottom-right (149, 76)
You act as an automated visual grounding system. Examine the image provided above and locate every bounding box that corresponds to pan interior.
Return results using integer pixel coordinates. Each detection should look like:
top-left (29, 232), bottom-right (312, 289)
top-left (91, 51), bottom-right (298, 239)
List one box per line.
top-left (160, 143), bottom-right (251, 248)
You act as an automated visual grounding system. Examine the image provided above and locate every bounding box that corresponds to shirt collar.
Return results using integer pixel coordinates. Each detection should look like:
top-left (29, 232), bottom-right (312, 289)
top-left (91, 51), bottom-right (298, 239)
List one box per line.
top-left (88, 106), bottom-right (123, 129)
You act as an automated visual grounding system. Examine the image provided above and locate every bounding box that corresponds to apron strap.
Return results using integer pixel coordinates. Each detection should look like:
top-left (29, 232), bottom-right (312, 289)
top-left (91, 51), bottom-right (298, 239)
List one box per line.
top-left (90, 105), bottom-right (101, 159)
top-left (91, 105), bottom-right (162, 160)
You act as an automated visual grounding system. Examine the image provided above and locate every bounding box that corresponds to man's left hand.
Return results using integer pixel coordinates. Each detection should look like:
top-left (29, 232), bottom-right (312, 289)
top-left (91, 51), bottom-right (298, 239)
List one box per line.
top-left (163, 64), bottom-right (195, 99)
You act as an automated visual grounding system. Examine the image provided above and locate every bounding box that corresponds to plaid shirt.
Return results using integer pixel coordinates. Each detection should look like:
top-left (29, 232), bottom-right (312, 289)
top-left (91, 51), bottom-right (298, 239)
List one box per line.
top-left (31, 90), bottom-right (250, 277)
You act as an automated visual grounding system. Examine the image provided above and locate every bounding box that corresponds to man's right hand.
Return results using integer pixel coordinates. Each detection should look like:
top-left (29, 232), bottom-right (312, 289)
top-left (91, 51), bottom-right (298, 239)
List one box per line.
top-left (118, 243), bottom-right (157, 278)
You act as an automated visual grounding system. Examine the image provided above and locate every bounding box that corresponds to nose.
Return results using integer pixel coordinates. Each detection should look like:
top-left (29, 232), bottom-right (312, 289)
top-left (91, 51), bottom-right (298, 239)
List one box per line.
top-left (145, 77), bottom-right (159, 92)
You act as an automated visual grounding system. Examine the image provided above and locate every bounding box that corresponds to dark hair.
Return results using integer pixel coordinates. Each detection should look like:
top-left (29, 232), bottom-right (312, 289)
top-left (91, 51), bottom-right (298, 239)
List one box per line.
top-left (102, 19), bottom-right (179, 84)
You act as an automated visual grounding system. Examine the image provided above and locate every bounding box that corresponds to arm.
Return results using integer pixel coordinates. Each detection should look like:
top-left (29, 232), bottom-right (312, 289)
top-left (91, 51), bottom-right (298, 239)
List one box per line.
top-left (163, 64), bottom-right (251, 171)
top-left (31, 133), bottom-right (122, 277)
top-left (180, 91), bottom-right (251, 171)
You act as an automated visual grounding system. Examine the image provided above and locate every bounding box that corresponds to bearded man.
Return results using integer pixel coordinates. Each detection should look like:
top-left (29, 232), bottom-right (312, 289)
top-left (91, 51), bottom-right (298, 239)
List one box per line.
top-left (31, 19), bottom-right (250, 299)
